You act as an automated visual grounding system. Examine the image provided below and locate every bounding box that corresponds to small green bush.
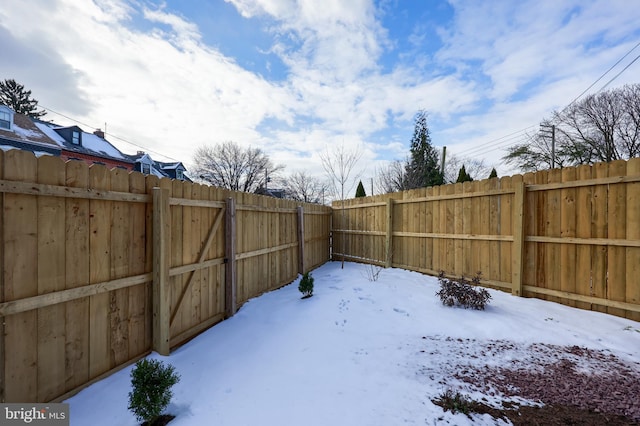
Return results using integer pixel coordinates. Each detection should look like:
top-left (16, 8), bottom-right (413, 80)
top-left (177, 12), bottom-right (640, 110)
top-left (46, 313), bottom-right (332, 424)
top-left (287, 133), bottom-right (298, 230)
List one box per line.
top-left (435, 272), bottom-right (491, 310)
top-left (432, 389), bottom-right (474, 415)
top-left (298, 272), bottom-right (314, 298)
top-left (128, 359), bottom-right (180, 425)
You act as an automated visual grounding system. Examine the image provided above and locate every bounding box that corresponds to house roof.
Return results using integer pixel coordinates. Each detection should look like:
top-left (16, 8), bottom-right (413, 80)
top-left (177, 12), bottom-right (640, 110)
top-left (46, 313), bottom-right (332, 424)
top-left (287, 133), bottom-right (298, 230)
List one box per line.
top-left (34, 121), bottom-right (134, 165)
top-left (0, 110), bottom-right (62, 156)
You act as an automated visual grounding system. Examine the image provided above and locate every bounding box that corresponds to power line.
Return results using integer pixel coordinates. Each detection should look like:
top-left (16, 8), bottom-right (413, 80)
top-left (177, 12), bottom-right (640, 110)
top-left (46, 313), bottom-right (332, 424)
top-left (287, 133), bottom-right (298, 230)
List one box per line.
top-left (598, 52), bottom-right (640, 92)
top-left (562, 40), bottom-right (640, 111)
top-left (457, 40), bottom-right (640, 161)
top-left (39, 104), bottom-right (181, 162)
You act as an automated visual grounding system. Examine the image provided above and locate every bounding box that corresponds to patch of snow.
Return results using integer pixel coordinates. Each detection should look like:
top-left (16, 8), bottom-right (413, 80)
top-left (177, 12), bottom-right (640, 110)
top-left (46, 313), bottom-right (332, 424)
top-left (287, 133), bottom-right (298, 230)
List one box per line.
top-left (34, 122), bottom-right (67, 144)
top-left (79, 132), bottom-right (126, 159)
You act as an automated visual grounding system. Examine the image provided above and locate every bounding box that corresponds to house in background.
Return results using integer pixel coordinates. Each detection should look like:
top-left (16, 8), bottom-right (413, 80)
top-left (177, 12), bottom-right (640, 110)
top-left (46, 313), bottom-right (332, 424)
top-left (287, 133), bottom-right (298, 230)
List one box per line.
top-left (34, 121), bottom-right (134, 170)
top-left (0, 105), bottom-right (191, 180)
top-left (0, 105), bottom-right (61, 157)
top-left (128, 151), bottom-right (191, 181)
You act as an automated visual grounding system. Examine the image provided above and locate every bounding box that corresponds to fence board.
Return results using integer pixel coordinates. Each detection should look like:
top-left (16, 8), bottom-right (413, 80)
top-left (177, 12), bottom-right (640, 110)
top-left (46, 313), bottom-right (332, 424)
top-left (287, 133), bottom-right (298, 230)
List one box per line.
top-left (109, 168), bottom-right (130, 367)
top-left (626, 158), bottom-right (640, 321)
top-left (128, 172), bottom-right (149, 360)
top-left (63, 160), bottom-right (90, 392)
top-left (575, 165), bottom-right (592, 310)
top-left (4, 150), bottom-right (38, 402)
top-left (546, 168), bottom-right (562, 304)
top-left (560, 167), bottom-right (577, 307)
top-left (607, 160), bottom-right (627, 318)
top-left (88, 165), bottom-right (111, 379)
top-left (499, 176), bottom-right (513, 284)
top-left (36, 156), bottom-right (66, 401)
top-left (592, 162), bottom-right (608, 313)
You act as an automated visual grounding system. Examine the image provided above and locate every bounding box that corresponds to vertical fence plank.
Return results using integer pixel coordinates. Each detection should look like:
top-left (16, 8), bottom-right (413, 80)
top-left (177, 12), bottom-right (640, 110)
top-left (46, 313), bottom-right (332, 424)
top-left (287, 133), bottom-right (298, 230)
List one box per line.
top-left (3, 150), bottom-right (38, 402)
top-left (444, 184), bottom-right (456, 274)
top-left (626, 158), bottom-right (640, 321)
top-left (298, 206), bottom-right (305, 273)
top-left (487, 178), bottom-right (500, 282)
top-left (64, 160), bottom-right (90, 393)
top-left (88, 165), bottom-right (111, 378)
top-left (168, 179), bottom-right (183, 337)
top-left (535, 170), bottom-right (548, 297)
top-left (512, 177), bottom-right (525, 296)
top-left (575, 165), bottom-right (592, 310)
top-left (522, 172), bottom-right (536, 294)
top-left (461, 182), bottom-right (472, 276)
top-left (546, 168), bottom-right (562, 303)
top-left (152, 187), bottom-right (170, 356)
top-left (385, 198), bottom-right (393, 267)
top-left (225, 197), bottom-right (237, 317)
top-left (128, 172), bottom-right (149, 359)
top-left (499, 176), bottom-right (513, 285)
top-left (453, 183), bottom-right (464, 276)
top-left (607, 160), bottom-right (627, 317)
top-left (431, 186), bottom-right (441, 271)
top-left (591, 162), bottom-right (608, 313)
top-left (560, 167), bottom-right (577, 307)
top-left (189, 184), bottom-right (202, 328)
top-left (36, 156), bottom-right (66, 401)
top-left (109, 168), bottom-right (130, 367)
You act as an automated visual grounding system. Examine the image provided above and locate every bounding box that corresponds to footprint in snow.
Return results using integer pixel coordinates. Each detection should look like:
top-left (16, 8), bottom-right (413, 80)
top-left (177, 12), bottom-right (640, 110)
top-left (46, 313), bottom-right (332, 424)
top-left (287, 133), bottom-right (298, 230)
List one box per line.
top-left (393, 307), bottom-right (409, 317)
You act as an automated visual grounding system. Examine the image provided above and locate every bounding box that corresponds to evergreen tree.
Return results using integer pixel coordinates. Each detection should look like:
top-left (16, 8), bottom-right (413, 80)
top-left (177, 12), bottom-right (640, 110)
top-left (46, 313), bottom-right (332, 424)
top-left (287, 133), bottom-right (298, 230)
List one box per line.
top-left (456, 165), bottom-right (473, 183)
top-left (355, 180), bottom-right (366, 197)
top-left (405, 111), bottom-right (443, 189)
top-left (488, 168), bottom-right (498, 179)
top-left (0, 79), bottom-right (46, 118)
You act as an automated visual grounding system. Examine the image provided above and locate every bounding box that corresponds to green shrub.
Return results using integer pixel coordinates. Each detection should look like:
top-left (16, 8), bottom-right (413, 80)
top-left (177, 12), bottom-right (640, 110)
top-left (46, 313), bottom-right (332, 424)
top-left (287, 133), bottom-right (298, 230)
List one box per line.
top-left (432, 389), bottom-right (474, 415)
top-left (128, 359), bottom-right (180, 425)
top-left (435, 272), bottom-right (491, 310)
top-left (298, 272), bottom-right (314, 298)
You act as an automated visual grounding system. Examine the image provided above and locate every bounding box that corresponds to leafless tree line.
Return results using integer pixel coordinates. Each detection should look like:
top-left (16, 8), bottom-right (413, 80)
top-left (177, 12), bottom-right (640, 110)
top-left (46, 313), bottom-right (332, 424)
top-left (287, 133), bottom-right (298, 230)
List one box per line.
top-left (505, 83), bottom-right (640, 171)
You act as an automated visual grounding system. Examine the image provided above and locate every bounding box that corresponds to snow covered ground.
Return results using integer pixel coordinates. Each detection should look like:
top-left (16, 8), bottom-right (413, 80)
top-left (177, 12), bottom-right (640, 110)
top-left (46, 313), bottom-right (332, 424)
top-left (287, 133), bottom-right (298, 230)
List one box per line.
top-left (66, 262), bottom-right (640, 425)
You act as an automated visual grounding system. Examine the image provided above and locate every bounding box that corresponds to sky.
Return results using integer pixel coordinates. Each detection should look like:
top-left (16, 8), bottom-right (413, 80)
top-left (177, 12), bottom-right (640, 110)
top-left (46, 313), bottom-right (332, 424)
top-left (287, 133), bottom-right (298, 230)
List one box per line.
top-left (65, 261), bottom-right (640, 425)
top-left (1, 0), bottom-right (639, 192)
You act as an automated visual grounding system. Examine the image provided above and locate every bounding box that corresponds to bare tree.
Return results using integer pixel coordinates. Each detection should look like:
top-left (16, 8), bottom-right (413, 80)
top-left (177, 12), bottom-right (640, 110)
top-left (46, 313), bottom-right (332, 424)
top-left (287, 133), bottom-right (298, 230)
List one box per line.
top-left (192, 141), bottom-right (283, 192)
top-left (320, 144), bottom-right (363, 268)
top-left (443, 154), bottom-right (494, 183)
top-left (504, 84), bottom-right (640, 172)
top-left (280, 171), bottom-right (329, 203)
top-left (376, 159), bottom-right (409, 194)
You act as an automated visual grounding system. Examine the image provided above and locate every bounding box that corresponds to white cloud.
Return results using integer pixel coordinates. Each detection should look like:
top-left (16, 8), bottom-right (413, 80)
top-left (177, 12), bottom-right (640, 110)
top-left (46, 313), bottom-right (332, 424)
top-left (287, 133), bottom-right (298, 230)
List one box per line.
top-left (1, 0), bottom-right (638, 185)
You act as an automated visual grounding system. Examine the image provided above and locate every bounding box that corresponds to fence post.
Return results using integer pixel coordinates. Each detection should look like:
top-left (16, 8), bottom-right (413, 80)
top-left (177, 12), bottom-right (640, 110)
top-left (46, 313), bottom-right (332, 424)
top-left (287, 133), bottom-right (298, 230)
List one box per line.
top-left (385, 198), bottom-right (394, 268)
top-left (152, 187), bottom-right (170, 355)
top-left (297, 206), bottom-right (305, 274)
top-left (225, 197), bottom-right (237, 318)
top-left (512, 178), bottom-right (525, 296)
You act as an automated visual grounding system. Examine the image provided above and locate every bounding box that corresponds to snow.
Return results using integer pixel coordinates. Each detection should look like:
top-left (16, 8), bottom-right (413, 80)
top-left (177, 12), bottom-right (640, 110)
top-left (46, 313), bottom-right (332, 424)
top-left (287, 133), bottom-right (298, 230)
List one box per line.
top-left (34, 122), bottom-right (67, 144)
top-left (65, 262), bottom-right (640, 426)
top-left (80, 132), bottom-right (127, 159)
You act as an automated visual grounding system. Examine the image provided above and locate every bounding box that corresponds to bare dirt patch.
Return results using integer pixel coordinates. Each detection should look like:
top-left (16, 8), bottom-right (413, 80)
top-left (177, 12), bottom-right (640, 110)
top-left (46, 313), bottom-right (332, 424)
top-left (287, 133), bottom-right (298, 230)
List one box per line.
top-left (419, 336), bottom-right (640, 425)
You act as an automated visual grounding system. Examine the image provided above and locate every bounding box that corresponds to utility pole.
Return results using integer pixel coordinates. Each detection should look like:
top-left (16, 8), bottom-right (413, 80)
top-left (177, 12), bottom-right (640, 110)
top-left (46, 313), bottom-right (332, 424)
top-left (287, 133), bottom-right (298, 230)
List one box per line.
top-left (540, 123), bottom-right (556, 168)
top-left (440, 146), bottom-right (447, 179)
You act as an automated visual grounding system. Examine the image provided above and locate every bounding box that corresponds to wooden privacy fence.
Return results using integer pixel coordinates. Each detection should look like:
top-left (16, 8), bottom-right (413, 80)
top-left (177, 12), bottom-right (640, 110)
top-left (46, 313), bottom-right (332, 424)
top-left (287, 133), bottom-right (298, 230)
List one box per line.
top-left (0, 149), bottom-right (331, 403)
top-left (333, 158), bottom-right (640, 322)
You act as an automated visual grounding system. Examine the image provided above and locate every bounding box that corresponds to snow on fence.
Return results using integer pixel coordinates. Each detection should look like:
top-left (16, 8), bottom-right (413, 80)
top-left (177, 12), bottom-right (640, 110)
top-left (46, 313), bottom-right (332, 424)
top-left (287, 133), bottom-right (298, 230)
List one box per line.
top-left (332, 158), bottom-right (640, 323)
top-left (0, 149), bottom-right (331, 403)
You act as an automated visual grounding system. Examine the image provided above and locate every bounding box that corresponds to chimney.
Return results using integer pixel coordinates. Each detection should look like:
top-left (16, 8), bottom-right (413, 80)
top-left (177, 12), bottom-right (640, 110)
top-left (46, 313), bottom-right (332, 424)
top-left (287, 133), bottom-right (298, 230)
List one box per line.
top-left (94, 128), bottom-right (105, 139)
top-left (137, 151), bottom-right (145, 156)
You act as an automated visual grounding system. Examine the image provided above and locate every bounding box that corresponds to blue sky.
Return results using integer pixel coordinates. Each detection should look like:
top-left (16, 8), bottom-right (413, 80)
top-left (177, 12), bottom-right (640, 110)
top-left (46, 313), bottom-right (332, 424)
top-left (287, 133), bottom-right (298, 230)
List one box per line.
top-left (1, 0), bottom-right (639, 191)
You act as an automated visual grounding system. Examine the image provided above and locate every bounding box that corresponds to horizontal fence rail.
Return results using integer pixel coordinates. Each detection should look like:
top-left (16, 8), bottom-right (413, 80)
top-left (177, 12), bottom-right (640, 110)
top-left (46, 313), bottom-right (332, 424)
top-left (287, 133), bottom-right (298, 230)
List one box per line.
top-left (332, 158), bottom-right (640, 322)
top-left (0, 149), bottom-right (331, 404)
